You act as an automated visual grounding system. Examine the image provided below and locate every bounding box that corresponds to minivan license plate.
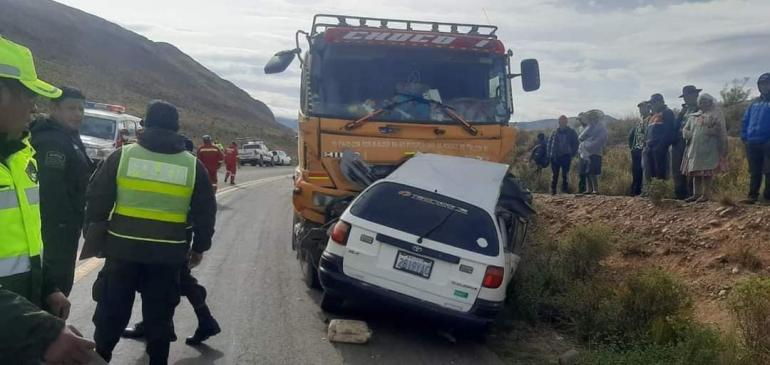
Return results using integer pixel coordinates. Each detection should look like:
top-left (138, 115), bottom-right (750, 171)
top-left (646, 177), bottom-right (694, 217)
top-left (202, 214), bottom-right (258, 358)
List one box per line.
top-left (394, 251), bottom-right (434, 279)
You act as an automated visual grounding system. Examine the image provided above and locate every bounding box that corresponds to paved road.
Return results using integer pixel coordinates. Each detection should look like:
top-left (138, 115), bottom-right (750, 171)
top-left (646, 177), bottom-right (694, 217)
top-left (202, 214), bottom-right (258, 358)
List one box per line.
top-left (68, 165), bottom-right (504, 365)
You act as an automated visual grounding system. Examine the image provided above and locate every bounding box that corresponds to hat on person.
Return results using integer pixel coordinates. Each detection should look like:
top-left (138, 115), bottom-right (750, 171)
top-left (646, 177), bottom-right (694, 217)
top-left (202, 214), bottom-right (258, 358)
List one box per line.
top-left (759, 73), bottom-right (770, 84)
top-left (650, 93), bottom-right (665, 104)
top-left (143, 100), bottom-right (179, 131)
top-left (679, 85), bottom-right (702, 98)
top-left (0, 36), bottom-right (61, 98)
top-left (558, 115), bottom-right (568, 122)
top-left (582, 109), bottom-right (605, 124)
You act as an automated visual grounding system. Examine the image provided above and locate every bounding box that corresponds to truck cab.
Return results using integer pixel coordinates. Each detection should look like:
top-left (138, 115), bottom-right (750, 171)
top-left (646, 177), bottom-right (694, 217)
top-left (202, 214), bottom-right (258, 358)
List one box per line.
top-left (79, 102), bottom-right (142, 162)
top-left (264, 14), bottom-right (540, 288)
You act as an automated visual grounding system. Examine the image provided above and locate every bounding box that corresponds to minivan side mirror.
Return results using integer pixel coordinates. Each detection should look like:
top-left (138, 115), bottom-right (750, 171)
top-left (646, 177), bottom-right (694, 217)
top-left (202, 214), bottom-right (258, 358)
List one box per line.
top-left (520, 59), bottom-right (540, 92)
top-left (264, 49), bottom-right (298, 74)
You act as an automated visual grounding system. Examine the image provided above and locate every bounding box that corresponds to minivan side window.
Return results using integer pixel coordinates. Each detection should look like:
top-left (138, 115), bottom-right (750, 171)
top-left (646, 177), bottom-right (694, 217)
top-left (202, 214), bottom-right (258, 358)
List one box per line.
top-left (350, 182), bottom-right (500, 257)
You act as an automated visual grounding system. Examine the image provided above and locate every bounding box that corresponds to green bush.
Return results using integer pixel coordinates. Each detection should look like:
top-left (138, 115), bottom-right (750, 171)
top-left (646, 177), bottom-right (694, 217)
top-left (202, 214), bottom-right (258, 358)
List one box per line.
top-left (506, 222), bottom-right (732, 364)
top-left (558, 279), bottom-right (622, 342)
top-left (507, 223), bottom-right (615, 323)
top-left (728, 278), bottom-right (770, 364)
top-left (506, 226), bottom-right (566, 322)
top-left (644, 179), bottom-right (674, 205)
top-left (582, 326), bottom-right (722, 365)
top-left (561, 224), bottom-right (615, 280)
top-left (618, 269), bottom-right (693, 341)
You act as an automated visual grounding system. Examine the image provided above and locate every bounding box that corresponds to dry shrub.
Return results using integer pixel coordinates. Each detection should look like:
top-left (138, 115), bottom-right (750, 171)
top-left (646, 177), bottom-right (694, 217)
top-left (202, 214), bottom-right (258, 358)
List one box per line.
top-left (561, 224), bottom-right (615, 280)
top-left (645, 179), bottom-right (674, 205)
top-left (729, 278), bottom-right (770, 364)
top-left (727, 245), bottom-right (764, 272)
top-left (618, 268), bottom-right (693, 342)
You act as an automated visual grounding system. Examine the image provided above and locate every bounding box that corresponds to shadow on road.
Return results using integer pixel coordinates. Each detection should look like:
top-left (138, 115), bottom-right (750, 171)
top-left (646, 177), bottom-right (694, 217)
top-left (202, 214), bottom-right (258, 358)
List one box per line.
top-left (172, 344), bottom-right (225, 365)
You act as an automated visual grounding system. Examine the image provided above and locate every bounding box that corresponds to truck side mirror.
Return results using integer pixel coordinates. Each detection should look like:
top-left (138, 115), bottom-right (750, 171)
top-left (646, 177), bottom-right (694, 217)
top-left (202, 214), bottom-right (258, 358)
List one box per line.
top-left (520, 59), bottom-right (540, 92)
top-left (264, 49), bottom-right (298, 74)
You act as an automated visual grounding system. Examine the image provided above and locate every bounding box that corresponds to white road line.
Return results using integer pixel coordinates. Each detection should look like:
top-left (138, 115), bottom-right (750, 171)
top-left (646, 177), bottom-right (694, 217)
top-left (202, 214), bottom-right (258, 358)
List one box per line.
top-left (72, 174), bottom-right (292, 283)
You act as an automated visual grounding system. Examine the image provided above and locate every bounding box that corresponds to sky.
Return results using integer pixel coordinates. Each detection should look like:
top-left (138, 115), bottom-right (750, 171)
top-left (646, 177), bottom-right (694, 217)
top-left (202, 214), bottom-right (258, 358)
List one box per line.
top-left (55, 0), bottom-right (770, 122)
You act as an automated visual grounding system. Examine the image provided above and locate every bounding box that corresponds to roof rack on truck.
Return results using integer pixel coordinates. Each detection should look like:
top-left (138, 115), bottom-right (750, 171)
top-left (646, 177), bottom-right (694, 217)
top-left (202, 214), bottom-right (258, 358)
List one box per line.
top-left (311, 14), bottom-right (498, 39)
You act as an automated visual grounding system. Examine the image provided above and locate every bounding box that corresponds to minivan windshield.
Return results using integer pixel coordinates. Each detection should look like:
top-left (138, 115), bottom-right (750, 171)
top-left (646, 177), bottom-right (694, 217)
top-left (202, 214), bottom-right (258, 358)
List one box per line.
top-left (350, 182), bottom-right (499, 256)
top-left (80, 116), bottom-right (116, 140)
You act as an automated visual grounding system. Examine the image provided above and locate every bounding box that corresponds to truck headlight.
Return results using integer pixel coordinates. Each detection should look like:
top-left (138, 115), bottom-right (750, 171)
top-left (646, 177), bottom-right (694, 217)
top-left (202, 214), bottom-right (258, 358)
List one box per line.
top-left (312, 192), bottom-right (337, 207)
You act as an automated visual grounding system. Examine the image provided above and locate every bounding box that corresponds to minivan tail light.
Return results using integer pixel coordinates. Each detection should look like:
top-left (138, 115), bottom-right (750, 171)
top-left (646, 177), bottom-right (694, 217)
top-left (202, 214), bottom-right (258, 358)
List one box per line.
top-left (330, 221), bottom-right (351, 245)
top-left (482, 266), bottom-right (505, 289)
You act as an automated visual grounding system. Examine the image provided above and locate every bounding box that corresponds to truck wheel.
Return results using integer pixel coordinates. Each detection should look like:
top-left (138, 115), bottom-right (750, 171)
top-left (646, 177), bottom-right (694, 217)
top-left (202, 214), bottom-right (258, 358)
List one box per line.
top-left (299, 248), bottom-right (321, 289)
top-left (250, 161), bottom-right (257, 166)
top-left (320, 292), bottom-right (345, 313)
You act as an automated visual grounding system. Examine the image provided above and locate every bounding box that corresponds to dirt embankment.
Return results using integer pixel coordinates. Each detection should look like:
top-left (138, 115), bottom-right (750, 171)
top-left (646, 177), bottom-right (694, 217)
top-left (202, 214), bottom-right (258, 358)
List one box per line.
top-left (534, 194), bottom-right (770, 330)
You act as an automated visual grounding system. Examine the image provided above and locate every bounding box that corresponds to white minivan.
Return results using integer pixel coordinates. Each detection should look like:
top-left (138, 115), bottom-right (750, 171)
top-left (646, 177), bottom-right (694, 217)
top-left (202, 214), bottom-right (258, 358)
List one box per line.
top-left (318, 154), bottom-right (533, 328)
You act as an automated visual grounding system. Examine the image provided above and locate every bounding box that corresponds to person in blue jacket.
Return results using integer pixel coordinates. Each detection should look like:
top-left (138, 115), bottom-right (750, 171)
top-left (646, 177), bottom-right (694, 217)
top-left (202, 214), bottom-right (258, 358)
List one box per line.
top-left (740, 73), bottom-right (770, 204)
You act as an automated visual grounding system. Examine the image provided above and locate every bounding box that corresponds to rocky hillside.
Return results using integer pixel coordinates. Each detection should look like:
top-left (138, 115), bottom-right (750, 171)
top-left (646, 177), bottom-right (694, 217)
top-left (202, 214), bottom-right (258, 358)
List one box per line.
top-left (536, 194), bottom-right (770, 330)
top-left (0, 0), bottom-right (296, 152)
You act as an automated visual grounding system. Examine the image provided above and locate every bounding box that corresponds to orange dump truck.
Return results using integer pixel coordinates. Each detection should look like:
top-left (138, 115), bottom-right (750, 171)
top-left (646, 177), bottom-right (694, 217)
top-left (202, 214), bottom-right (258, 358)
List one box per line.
top-left (265, 14), bottom-right (540, 287)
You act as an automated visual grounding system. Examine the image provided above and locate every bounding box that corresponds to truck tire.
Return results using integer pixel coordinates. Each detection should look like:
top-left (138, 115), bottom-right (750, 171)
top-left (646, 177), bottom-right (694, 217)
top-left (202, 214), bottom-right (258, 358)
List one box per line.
top-left (299, 248), bottom-right (321, 289)
top-left (320, 291), bottom-right (345, 313)
top-left (239, 161), bottom-right (245, 166)
top-left (250, 161), bottom-right (257, 166)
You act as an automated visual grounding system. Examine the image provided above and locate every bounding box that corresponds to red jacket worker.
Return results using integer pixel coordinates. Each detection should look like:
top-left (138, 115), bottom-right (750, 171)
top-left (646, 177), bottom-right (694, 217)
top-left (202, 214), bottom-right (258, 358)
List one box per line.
top-left (224, 142), bottom-right (238, 185)
top-left (196, 135), bottom-right (224, 192)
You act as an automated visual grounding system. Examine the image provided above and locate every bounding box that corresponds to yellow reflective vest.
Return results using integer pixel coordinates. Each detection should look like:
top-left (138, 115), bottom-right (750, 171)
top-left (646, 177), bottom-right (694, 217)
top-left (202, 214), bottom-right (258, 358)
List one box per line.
top-left (0, 137), bottom-right (45, 304)
top-left (108, 144), bottom-right (196, 244)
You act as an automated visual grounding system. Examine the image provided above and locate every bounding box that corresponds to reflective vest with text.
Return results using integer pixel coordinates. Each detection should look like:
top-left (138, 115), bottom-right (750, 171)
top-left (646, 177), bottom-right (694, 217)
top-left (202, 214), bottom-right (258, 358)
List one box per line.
top-left (109, 144), bottom-right (196, 244)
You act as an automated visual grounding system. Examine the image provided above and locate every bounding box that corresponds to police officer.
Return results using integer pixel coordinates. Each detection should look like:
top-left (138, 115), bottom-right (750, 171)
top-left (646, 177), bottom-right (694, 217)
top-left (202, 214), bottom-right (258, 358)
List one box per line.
top-left (86, 100), bottom-right (216, 364)
top-left (0, 35), bottom-right (93, 363)
top-left (30, 86), bottom-right (94, 296)
top-left (122, 134), bottom-right (221, 346)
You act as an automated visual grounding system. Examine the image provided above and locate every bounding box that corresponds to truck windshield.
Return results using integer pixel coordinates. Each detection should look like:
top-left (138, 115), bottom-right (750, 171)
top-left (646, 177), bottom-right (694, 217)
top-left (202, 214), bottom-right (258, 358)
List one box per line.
top-left (80, 116), bottom-right (116, 140)
top-left (309, 43), bottom-right (510, 124)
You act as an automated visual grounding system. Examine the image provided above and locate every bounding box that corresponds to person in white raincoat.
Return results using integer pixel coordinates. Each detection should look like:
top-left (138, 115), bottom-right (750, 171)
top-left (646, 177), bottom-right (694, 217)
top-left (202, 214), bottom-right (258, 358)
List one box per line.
top-left (681, 93), bottom-right (728, 202)
top-left (578, 110), bottom-right (608, 194)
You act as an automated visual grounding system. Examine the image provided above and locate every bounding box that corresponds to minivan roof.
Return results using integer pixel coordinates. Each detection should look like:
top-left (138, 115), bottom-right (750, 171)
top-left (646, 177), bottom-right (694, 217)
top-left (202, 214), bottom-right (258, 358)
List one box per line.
top-left (382, 154), bottom-right (509, 214)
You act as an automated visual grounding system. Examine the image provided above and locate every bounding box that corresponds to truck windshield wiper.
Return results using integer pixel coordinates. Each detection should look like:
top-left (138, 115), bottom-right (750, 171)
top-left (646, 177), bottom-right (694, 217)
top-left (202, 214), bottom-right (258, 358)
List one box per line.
top-left (397, 94), bottom-right (479, 136)
top-left (344, 96), bottom-right (420, 131)
top-left (417, 209), bottom-right (455, 244)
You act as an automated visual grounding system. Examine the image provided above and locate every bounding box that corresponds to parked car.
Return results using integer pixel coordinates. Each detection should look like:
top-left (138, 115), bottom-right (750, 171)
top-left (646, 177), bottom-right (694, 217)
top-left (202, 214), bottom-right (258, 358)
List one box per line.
top-left (316, 153), bottom-right (534, 330)
top-left (80, 102), bottom-right (142, 163)
top-left (238, 141), bottom-right (273, 166)
top-left (271, 150), bottom-right (292, 166)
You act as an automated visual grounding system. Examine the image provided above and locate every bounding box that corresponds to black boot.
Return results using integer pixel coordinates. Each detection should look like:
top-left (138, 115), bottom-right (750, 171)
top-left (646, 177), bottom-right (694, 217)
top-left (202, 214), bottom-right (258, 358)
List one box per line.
top-left (122, 321), bottom-right (145, 338)
top-left (146, 341), bottom-right (170, 365)
top-left (186, 305), bottom-right (221, 345)
top-left (96, 348), bottom-right (112, 363)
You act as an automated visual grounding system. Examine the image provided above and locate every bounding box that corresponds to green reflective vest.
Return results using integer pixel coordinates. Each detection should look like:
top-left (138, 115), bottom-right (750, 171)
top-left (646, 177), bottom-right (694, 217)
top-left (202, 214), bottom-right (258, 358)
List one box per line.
top-left (108, 144), bottom-right (196, 244)
top-left (0, 138), bottom-right (42, 281)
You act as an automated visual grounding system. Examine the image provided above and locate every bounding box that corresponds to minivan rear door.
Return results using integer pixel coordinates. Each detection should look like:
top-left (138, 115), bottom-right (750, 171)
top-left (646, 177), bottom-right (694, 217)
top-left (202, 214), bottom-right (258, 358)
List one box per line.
top-left (342, 182), bottom-right (500, 313)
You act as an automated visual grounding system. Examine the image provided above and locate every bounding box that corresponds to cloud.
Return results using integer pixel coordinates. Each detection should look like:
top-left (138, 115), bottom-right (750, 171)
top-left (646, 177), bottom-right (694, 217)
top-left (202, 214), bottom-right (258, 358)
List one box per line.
top-left (56, 0), bottom-right (769, 122)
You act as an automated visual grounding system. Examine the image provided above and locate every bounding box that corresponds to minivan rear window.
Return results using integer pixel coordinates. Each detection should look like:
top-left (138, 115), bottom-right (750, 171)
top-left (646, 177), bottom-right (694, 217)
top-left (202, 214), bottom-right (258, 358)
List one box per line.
top-left (350, 182), bottom-right (499, 256)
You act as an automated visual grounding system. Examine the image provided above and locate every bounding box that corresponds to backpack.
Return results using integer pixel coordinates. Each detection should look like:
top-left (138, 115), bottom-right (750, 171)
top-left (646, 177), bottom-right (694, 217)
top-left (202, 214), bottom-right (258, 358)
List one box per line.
top-left (531, 143), bottom-right (549, 168)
